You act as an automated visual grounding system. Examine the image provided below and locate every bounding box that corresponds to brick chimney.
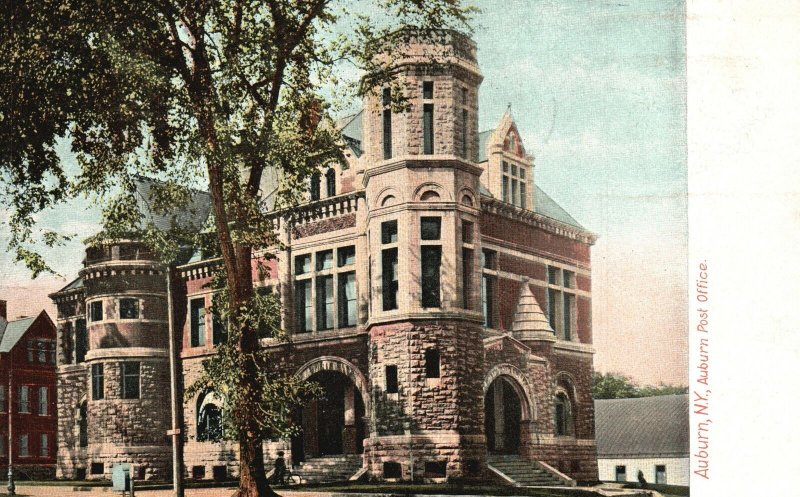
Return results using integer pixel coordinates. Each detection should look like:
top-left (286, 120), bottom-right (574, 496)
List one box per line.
top-left (0, 300), bottom-right (6, 320)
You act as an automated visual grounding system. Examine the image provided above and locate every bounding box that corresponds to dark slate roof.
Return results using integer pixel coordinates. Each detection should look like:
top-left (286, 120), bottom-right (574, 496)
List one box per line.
top-left (132, 177), bottom-right (212, 232)
top-left (0, 316), bottom-right (36, 353)
top-left (595, 394), bottom-right (689, 458)
top-left (338, 110), bottom-right (364, 158)
top-left (535, 186), bottom-right (584, 230)
top-left (56, 277), bottom-right (83, 293)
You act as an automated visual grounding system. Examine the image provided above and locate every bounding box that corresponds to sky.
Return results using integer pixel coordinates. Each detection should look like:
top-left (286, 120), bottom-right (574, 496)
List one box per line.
top-left (0, 0), bottom-right (687, 386)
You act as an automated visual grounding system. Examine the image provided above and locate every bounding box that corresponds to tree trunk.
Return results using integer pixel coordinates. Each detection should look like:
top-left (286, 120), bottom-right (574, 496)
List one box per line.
top-left (236, 431), bottom-right (278, 497)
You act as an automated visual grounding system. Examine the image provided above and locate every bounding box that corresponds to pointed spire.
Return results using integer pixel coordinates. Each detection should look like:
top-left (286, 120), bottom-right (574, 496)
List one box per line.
top-left (511, 281), bottom-right (556, 342)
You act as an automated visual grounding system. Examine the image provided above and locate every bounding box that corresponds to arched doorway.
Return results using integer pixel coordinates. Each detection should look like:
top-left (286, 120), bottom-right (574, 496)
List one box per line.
top-left (484, 376), bottom-right (523, 454)
top-left (292, 369), bottom-right (366, 462)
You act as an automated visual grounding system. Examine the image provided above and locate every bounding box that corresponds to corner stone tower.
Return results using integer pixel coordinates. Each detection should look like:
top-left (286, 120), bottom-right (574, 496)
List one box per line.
top-left (80, 241), bottom-right (172, 479)
top-left (361, 29), bottom-right (488, 480)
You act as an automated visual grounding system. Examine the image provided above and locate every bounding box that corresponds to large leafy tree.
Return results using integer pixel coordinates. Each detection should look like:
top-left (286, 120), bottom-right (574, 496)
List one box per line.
top-left (1, 1), bottom-right (474, 496)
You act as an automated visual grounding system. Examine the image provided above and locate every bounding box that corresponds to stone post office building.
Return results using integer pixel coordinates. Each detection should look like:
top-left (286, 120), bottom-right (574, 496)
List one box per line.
top-left (50, 31), bottom-right (599, 485)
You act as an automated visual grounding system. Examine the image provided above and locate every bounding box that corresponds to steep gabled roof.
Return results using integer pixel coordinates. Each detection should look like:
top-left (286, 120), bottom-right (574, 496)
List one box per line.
top-left (595, 394), bottom-right (689, 458)
top-left (338, 110), bottom-right (364, 158)
top-left (0, 311), bottom-right (52, 353)
top-left (132, 177), bottom-right (212, 233)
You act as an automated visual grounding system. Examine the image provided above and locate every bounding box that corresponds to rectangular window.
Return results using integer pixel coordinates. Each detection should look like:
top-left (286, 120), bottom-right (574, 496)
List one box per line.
top-left (421, 246), bottom-right (442, 308)
top-left (316, 250), bottom-right (334, 271)
top-left (382, 248), bottom-right (399, 311)
top-left (462, 248), bottom-right (473, 310)
top-left (462, 221), bottom-right (474, 244)
top-left (548, 266), bottom-right (559, 284)
top-left (655, 465), bottom-right (666, 484)
top-left (337, 246), bottom-right (356, 267)
top-left (91, 363), bottom-right (104, 400)
top-left (423, 81), bottom-right (434, 99)
top-left (420, 217), bottom-right (441, 240)
top-left (120, 362), bottom-right (140, 399)
top-left (27, 341), bottom-right (35, 363)
top-left (548, 288), bottom-right (559, 331)
top-left (295, 254), bottom-right (312, 275)
top-left (295, 280), bottom-right (313, 332)
top-left (383, 87), bottom-right (392, 160)
top-left (190, 298), bottom-right (206, 347)
top-left (511, 178), bottom-right (518, 206)
top-left (424, 349), bottom-right (440, 378)
top-left (502, 176), bottom-right (509, 202)
top-left (615, 465), bottom-right (626, 483)
top-left (461, 108), bottom-right (468, 158)
top-left (38, 341), bottom-right (46, 363)
top-left (563, 269), bottom-right (575, 288)
top-left (338, 272), bottom-right (357, 327)
top-left (482, 275), bottom-right (495, 327)
top-left (89, 301), bottom-right (103, 322)
top-left (519, 182), bottom-right (526, 209)
top-left (119, 298), bottom-right (139, 319)
top-left (19, 434), bottom-right (28, 457)
top-left (91, 462), bottom-right (104, 475)
top-left (75, 319), bottom-right (88, 363)
top-left (563, 293), bottom-right (574, 341)
top-left (0, 386), bottom-right (5, 412)
top-left (481, 249), bottom-right (497, 270)
top-left (385, 365), bottom-right (398, 394)
top-left (316, 275), bottom-right (334, 330)
top-left (381, 220), bottom-right (398, 244)
top-left (38, 386), bottom-right (48, 416)
top-left (40, 433), bottom-right (49, 457)
top-left (423, 103), bottom-right (434, 154)
top-left (18, 386), bottom-right (29, 413)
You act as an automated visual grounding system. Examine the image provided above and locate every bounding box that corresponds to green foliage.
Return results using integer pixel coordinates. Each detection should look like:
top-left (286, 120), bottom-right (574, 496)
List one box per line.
top-left (592, 372), bottom-right (688, 400)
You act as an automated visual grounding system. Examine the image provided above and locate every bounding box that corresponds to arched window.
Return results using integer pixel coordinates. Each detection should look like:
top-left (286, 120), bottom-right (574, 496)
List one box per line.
top-left (309, 172), bottom-right (321, 201)
top-left (325, 168), bottom-right (336, 197)
top-left (554, 391), bottom-right (574, 436)
top-left (78, 401), bottom-right (88, 447)
top-left (197, 393), bottom-right (224, 442)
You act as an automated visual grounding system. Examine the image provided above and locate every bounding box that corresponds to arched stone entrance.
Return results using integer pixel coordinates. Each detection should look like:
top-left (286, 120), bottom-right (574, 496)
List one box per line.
top-left (483, 364), bottom-right (535, 456)
top-left (293, 357), bottom-right (368, 462)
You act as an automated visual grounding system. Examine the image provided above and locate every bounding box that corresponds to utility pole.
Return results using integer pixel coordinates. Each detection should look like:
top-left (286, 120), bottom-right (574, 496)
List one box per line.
top-left (165, 269), bottom-right (184, 497)
top-left (7, 352), bottom-right (15, 496)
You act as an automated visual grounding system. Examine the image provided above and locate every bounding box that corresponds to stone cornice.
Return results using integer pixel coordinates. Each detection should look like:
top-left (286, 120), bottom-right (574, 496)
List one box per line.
top-left (85, 347), bottom-right (169, 361)
top-left (480, 196), bottom-right (597, 245)
top-left (553, 341), bottom-right (595, 355)
top-left (362, 156), bottom-right (484, 186)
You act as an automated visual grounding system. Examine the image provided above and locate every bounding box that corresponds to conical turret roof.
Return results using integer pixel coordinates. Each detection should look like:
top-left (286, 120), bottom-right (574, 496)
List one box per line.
top-left (512, 282), bottom-right (556, 341)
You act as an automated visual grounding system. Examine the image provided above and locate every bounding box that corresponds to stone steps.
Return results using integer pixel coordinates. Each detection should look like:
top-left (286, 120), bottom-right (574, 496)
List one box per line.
top-left (294, 455), bottom-right (362, 483)
top-left (487, 455), bottom-right (567, 487)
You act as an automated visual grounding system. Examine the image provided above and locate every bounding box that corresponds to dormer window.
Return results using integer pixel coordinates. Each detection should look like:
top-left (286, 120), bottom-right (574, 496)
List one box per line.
top-left (501, 161), bottom-right (528, 209)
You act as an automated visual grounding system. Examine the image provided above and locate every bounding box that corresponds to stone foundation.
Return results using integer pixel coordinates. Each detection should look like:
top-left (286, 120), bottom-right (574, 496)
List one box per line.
top-left (365, 433), bottom-right (486, 481)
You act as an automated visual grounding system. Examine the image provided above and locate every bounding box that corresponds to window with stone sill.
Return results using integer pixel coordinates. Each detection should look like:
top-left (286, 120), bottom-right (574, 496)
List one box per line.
top-left (120, 362), bottom-right (141, 400)
top-left (381, 220), bottom-right (399, 312)
top-left (18, 385), bottom-right (30, 413)
top-left (424, 349), bottom-right (440, 379)
top-left (40, 433), bottom-right (49, 457)
top-left (547, 266), bottom-right (577, 341)
top-left (481, 249), bottom-right (498, 328)
top-left (385, 365), bottom-right (398, 394)
top-left (91, 363), bottom-right (104, 400)
top-left (19, 434), bottom-right (28, 457)
top-left (501, 160), bottom-right (528, 209)
top-left (119, 297), bottom-right (139, 319)
top-left (75, 318), bottom-right (88, 363)
top-left (420, 217), bottom-right (442, 308)
top-left (554, 390), bottom-right (574, 437)
top-left (294, 246), bottom-right (357, 333)
top-left (461, 219), bottom-right (475, 310)
top-left (189, 297), bottom-right (206, 347)
top-left (0, 385), bottom-right (5, 412)
top-left (89, 300), bottom-right (103, 322)
top-left (38, 386), bottom-right (48, 416)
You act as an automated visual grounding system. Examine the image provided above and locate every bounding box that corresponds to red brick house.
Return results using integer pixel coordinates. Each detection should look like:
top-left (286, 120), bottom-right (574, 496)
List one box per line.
top-left (0, 300), bottom-right (58, 479)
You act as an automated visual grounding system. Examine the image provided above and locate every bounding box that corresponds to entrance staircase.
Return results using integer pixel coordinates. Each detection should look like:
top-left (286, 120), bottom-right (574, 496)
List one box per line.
top-left (487, 455), bottom-right (573, 487)
top-left (293, 454), bottom-right (362, 483)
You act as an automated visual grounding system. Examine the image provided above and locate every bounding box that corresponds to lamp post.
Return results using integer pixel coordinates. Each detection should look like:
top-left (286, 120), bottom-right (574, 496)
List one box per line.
top-left (7, 352), bottom-right (15, 496)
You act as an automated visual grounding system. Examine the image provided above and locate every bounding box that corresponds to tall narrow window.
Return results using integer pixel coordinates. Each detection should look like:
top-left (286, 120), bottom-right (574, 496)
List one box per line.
top-left (40, 434), bottom-right (49, 457)
top-left (89, 301), bottom-right (103, 322)
top-left (482, 275), bottom-right (495, 327)
top-left (461, 108), bottom-right (468, 158)
top-left (548, 266), bottom-right (577, 341)
top-left (655, 465), bottom-right (666, 484)
top-left (383, 87), bottom-right (392, 160)
top-left (119, 298), bottom-right (139, 319)
top-left (554, 392), bottom-right (573, 436)
top-left (0, 386), bottom-right (5, 412)
top-left (19, 434), bottom-right (28, 457)
top-left (78, 402), bottom-right (88, 447)
top-left (381, 220), bottom-right (398, 244)
top-left (295, 280), bottom-right (312, 332)
top-left (462, 248), bottom-right (473, 310)
top-left (120, 362), bottom-right (141, 399)
top-left (615, 466), bottom-right (626, 483)
top-left (424, 349), bottom-right (440, 378)
top-left (75, 319), bottom-right (88, 363)
top-left (338, 272), bottom-right (357, 327)
top-left (421, 246), bottom-right (442, 308)
top-left (382, 249), bottom-right (399, 311)
top-left (325, 168), bottom-right (336, 197)
top-left (38, 341), bottom-right (46, 363)
top-left (309, 172), bottom-right (321, 201)
top-left (502, 176), bottom-right (509, 202)
top-left (423, 104), bottom-right (434, 154)
top-left (38, 386), bottom-right (48, 415)
top-left (27, 341), bottom-right (34, 363)
top-left (91, 363), bottom-right (104, 400)
top-left (316, 275), bottom-right (334, 330)
top-left (190, 298), bottom-right (206, 347)
top-left (563, 294), bottom-right (574, 340)
top-left (18, 386), bottom-right (29, 413)
top-left (385, 365), bottom-right (399, 394)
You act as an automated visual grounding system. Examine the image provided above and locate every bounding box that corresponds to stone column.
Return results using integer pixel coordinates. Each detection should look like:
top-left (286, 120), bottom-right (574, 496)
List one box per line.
top-left (493, 382), bottom-right (505, 452)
